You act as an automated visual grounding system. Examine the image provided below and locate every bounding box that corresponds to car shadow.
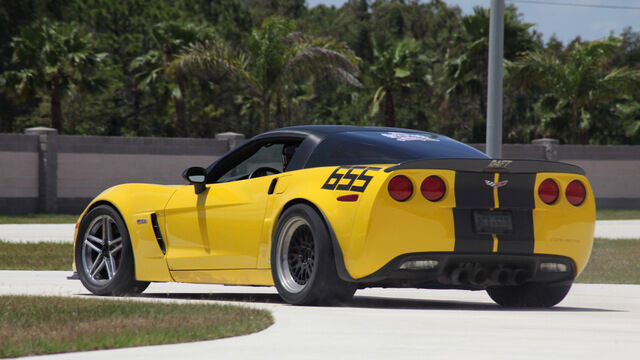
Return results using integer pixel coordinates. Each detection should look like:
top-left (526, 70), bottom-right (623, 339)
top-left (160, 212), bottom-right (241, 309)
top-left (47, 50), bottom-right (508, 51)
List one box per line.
top-left (134, 292), bottom-right (621, 313)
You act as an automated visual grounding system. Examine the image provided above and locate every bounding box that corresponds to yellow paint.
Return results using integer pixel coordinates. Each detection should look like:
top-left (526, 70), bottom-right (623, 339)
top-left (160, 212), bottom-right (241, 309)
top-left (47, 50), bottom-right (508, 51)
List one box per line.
top-left (171, 269), bottom-right (273, 286)
top-left (74, 184), bottom-right (178, 282)
top-left (346, 169), bottom-right (457, 278)
top-left (163, 176), bottom-right (273, 270)
top-left (74, 164), bottom-right (595, 286)
top-left (532, 173), bottom-right (595, 275)
top-left (492, 234), bottom-right (499, 253)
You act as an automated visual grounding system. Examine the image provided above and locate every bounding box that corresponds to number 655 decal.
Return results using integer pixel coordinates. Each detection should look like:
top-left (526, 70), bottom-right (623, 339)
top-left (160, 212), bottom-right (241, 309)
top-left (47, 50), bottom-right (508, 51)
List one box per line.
top-left (321, 166), bottom-right (381, 192)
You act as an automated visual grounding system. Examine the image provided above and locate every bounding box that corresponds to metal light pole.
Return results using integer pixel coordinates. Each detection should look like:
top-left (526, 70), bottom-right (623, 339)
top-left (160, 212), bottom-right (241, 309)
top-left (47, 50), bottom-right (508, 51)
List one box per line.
top-left (486, 0), bottom-right (505, 159)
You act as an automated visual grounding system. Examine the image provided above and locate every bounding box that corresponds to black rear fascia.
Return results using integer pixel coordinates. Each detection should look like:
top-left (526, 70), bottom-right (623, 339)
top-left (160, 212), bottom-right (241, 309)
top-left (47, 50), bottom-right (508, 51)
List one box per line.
top-left (355, 253), bottom-right (576, 289)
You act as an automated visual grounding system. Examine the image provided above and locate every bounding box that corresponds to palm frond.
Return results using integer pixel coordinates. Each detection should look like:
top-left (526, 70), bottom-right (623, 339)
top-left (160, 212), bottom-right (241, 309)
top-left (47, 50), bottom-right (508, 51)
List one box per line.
top-left (281, 46), bottom-right (361, 88)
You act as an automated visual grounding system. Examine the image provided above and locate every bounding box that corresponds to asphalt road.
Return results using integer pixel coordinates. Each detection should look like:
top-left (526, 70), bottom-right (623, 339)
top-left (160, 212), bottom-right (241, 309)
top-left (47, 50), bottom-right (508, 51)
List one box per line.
top-left (1, 270), bottom-right (639, 360)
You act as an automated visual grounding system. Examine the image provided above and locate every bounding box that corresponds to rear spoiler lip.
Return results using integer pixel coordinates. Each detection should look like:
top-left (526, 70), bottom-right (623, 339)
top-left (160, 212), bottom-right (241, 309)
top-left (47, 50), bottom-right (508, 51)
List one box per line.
top-left (384, 158), bottom-right (586, 175)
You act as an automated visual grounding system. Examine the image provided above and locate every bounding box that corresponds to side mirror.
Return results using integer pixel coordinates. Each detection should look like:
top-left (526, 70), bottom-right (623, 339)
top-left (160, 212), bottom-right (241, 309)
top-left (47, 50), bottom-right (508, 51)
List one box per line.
top-left (182, 167), bottom-right (207, 194)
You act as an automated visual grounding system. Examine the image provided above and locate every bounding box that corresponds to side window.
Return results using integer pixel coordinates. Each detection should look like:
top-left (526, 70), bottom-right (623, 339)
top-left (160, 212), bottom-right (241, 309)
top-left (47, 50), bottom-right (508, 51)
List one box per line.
top-left (217, 142), bottom-right (299, 182)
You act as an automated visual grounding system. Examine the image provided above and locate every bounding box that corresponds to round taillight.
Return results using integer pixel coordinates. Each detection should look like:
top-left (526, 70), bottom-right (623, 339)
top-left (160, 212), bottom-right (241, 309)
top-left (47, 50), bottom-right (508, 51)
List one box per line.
top-left (566, 180), bottom-right (586, 206)
top-left (388, 175), bottom-right (413, 201)
top-left (421, 176), bottom-right (446, 201)
top-left (538, 178), bottom-right (559, 204)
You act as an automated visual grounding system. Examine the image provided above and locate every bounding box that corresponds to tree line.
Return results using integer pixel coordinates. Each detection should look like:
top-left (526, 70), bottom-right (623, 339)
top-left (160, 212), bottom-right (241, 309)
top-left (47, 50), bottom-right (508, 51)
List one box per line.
top-left (1, 0), bottom-right (639, 144)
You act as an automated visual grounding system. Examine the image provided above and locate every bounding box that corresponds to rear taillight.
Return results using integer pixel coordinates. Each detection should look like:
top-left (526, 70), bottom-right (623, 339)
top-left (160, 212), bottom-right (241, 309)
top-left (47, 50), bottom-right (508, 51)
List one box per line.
top-left (538, 178), bottom-right (559, 204)
top-left (566, 180), bottom-right (586, 206)
top-left (388, 175), bottom-right (413, 201)
top-left (421, 176), bottom-right (446, 201)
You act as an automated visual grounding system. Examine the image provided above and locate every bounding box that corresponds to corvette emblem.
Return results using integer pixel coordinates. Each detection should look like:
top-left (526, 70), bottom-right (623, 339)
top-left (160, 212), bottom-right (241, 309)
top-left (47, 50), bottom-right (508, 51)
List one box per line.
top-left (485, 179), bottom-right (508, 189)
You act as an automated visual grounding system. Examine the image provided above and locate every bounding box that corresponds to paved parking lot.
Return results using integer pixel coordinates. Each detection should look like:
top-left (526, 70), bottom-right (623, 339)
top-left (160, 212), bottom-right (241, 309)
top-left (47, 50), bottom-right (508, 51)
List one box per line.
top-left (1, 270), bottom-right (639, 360)
top-left (1, 221), bottom-right (639, 359)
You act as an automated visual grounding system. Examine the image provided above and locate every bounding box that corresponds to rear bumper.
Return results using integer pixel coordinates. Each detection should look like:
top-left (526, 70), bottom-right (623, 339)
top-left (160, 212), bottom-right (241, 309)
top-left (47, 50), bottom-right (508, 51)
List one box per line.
top-left (352, 252), bottom-right (576, 290)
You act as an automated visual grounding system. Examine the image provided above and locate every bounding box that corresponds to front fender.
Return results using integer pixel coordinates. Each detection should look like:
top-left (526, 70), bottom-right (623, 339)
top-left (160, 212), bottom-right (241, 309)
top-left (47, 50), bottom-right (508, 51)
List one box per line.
top-left (74, 183), bottom-right (179, 282)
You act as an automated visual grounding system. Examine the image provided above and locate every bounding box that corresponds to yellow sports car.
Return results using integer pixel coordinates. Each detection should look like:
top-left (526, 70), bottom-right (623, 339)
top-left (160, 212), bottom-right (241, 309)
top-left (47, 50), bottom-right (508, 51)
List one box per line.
top-left (73, 125), bottom-right (595, 307)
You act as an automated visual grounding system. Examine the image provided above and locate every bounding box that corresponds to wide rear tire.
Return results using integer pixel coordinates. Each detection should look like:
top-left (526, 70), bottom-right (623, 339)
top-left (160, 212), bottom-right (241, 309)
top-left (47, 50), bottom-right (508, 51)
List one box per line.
top-left (75, 205), bottom-right (149, 296)
top-left (487, 282), bottom-right (572, 307)
top-left (271, 204), bottom-right (356, 305)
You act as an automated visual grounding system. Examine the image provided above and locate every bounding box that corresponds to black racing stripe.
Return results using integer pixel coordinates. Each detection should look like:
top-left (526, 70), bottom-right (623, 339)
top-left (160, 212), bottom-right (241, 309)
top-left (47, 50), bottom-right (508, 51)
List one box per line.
top-left (454, 172), bottom-right (495, 208)
top-left (497, 210), bottom-right (534, 254)
top-left (453, 209), bottom-right (494, 252)
top-left (497, 173), bottom-right (535, 209)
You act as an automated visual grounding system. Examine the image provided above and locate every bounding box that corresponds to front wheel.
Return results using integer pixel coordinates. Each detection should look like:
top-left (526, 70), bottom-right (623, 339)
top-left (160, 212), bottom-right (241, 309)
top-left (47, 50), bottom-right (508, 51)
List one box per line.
top-left (486, 283), bottom-right (572, 307)
top-left (75, 205), bottom-right (149, 296)
top-left (271, 204), bottom-right (355, 305)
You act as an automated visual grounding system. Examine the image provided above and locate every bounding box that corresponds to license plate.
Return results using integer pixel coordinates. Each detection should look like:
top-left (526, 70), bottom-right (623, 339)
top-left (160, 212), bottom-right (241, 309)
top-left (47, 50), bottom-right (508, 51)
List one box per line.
top-left (473, 211), bottom-right (513, 234)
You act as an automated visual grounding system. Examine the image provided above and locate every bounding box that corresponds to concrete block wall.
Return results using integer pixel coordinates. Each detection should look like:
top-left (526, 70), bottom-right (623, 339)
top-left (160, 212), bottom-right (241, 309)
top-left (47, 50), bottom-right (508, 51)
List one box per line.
top-left (0, 134), bottom-right (40, 214)
top-left (558, 145), bottom-right (640, 209)
top-left (0, 129), bottom-right (242, 214)
top-left (0, 128), bottom-right (638, 214)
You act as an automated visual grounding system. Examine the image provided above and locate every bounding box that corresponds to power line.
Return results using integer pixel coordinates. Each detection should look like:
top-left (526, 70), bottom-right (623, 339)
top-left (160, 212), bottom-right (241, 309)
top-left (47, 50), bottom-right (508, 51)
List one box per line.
top-left (507, 0), bottom-right (640, 10)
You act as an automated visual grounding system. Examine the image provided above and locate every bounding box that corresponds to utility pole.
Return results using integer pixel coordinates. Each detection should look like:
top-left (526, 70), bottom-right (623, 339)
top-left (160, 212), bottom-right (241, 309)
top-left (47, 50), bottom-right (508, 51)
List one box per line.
top-left (486, 0), bottom-right (504, 158)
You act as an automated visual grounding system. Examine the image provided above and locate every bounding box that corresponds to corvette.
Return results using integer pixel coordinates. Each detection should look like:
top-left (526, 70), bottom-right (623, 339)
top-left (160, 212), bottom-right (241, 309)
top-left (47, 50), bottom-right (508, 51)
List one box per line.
top-left (73, 125), bottom-right (595, 307)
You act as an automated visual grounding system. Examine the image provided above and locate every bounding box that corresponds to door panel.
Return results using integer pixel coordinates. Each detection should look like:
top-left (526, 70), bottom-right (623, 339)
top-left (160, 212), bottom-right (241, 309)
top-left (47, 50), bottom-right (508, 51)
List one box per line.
top-left (164, 177), bottom-right (272, 270)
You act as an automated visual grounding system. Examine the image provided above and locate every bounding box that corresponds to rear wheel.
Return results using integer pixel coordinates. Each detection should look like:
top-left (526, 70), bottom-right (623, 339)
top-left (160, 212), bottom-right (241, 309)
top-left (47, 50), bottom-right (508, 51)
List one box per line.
top-left (75, 205), bottom-right (149, 296)
top-left (487, 283), bottom-right (572, 307)
top-left (271, 204), bottom-right (355, 305)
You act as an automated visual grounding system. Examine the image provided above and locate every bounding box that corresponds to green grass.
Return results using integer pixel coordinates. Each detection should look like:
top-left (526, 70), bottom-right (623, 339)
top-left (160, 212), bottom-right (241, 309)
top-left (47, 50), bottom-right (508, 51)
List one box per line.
top-left (2, 239), bottom-right (639, 284)
top-left (596, 209), bottom-right (640, 220)
top-left (576, 238), bottom-right (640, 284)
top-left (0, 241), bottom-right (73, 270)
top-left (0, 214), bottom-right (79, 224)
top-left (0, 295), bottom-right (273, 358)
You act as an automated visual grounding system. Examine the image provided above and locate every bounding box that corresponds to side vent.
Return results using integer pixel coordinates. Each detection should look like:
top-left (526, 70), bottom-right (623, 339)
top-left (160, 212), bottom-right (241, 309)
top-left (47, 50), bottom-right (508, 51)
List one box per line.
top-left (150, 213), bottom-right (166, 254)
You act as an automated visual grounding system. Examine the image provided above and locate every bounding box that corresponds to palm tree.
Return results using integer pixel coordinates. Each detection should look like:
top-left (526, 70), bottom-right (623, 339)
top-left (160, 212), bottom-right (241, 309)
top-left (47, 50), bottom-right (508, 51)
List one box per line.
top-left (510, 39), bottom-right (640, 143)
top-left (368, 38), bottom-right (428, 128)
top-left (130, 21), bottom-right (215, 137)
top-left (172, 17), bottom-right (361, 132)
top-left (444, 5), bottom-right (538, 141)
top-left (1, 20), bottom-right (105, 133)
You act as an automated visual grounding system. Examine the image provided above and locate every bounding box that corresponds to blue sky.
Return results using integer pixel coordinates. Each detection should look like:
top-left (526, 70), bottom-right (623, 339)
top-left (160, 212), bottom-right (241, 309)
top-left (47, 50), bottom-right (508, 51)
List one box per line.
top-left (306, 0), bottom-right (640, 44)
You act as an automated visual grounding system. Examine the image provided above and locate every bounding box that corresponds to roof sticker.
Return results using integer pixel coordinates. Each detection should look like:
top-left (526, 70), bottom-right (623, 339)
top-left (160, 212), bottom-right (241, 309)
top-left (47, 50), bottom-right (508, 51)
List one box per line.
top-left (381, 132), bottom-right (440, 142)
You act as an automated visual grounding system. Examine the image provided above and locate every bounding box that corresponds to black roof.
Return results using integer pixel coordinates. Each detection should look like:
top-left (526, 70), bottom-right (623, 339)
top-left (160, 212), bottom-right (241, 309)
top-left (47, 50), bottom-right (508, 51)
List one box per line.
top-left (206, 125), bottom-right (488, 182)
top-left (259, 125), bottom-right (433, 138)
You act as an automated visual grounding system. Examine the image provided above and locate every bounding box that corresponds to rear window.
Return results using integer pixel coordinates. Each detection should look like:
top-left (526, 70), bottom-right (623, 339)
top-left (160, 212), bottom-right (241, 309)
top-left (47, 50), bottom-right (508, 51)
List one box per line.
top-left (305, 131), bottom-right (488, 167)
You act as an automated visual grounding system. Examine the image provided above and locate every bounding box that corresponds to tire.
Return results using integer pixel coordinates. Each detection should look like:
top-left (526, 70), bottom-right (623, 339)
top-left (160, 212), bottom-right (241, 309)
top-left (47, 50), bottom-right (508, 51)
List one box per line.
top-left (486, 282), bottom-right (572, 308)
top-left (75, 205), bottom-right (150, 296)
top-left (271, 204), bottom-right (356, 305)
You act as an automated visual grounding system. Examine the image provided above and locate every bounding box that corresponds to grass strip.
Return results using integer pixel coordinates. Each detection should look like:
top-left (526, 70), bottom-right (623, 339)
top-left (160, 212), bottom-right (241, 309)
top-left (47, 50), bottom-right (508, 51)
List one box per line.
top-left (595, 209), bottom-right (640, 220)
top-left (0, 241), bottom-right (73, 270)
top-left (1, 239), bottom-right (638, 284)
top-left (0, 214), bottom-right (79, 224)
top-left (0, 295), bottom-right (273, 358)
top-left (577, 238), bottom-right (640, 284)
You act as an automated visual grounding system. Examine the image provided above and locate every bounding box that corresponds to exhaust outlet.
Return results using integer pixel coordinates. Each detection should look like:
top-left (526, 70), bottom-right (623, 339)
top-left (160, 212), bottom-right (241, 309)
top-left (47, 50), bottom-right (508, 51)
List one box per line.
top-left (470, 267), bottom-right (488, 286)
top-left (508, 269), bottom-right (528, 286)
top-left (491, 268), bottom-right (511, 285)
top-left (450, 267), bottom-right (469, 285)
